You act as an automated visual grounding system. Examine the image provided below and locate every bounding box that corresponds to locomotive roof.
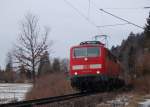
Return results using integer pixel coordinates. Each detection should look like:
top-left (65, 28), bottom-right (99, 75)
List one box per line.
top-left (79, 41), bottom-right (104, 46)
top-left (70, 41), bottom-right (105, 49)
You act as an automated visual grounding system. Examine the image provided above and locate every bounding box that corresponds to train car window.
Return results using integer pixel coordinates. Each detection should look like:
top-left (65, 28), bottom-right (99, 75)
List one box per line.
top-left (73, 47), bottom-right (100, 58)
top-left (74, 48), bottom-right (87, 58)
top-left (87, 47), bottom-right (100, 57)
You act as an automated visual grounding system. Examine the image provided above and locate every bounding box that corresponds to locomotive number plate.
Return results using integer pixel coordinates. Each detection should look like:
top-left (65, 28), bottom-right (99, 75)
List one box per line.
top-left (83, 65), bottom-right (90, 69)
top-left (82, 70), bottom-right (91, 72)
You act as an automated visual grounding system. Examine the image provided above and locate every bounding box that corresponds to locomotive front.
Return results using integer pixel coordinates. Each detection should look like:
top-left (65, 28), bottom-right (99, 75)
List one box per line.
top-left (69, 41), bottom-right (106, 90)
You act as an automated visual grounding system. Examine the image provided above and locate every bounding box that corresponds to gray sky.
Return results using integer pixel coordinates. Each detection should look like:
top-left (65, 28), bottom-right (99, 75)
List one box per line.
top-left (0, 0), bottom-right (149, 69)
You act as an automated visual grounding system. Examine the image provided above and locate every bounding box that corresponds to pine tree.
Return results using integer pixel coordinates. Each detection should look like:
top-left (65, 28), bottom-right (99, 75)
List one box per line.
top-left (5, 52), bottom-right (13, 72)
top-left (52, 58), bottom-right (61, 72)
top-left (60, 59), bottom-right (69, 72)
top-left (5, 52), bottom-right (15, 82)
top-left (144, 12), bottom-right (150, 35)
top-left (38, 51), bottom-right (51, 76)
top-left (19, 64), bottom-right (27, 82)
top-left (144, 12), bottom-right (150, 51)
top-left (128, 46), bottom-right (136, 76)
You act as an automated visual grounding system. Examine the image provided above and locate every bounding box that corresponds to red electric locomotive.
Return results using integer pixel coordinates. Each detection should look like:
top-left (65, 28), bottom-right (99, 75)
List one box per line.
top-left (69, 41), bottom-right (124, 91)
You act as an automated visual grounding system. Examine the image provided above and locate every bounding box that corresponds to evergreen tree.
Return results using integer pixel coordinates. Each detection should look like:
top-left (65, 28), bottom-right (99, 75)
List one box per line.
top-left (128, 46), bottom-right (136, 76)
top-left (109, 12), bottom-right (150, 78)
top-left (111, 45), bottom-right (120, 58)
top-left (144, 12), bottom-right (150, 51)
top-left (60, 59), bottom-right (69, 72)
top-left (19, 64), bottom-right (27, 82)
top-left (52, 58), bottom-right (61, 72)
top-left (38, 51), bottom-right (51, 76)
top-left (0, 67), bottom-right (3, 81)
top-left (5, 52), bottom-right (15, 82)
top-left (144, 12), bottom-right (150, 35)
top-left (5, 52), bottom-right (13, 72)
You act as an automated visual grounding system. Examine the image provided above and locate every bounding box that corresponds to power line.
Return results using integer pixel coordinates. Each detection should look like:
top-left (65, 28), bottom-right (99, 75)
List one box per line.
top-left (88, 0), bottom-right (91, 18)
top-left (88, 0), bottom-right (147, 30)
top-left (97, 23), bottom-right (130, 28)
top-left (88, 1), bottom-right (150, 10)
top-left (144, 7), bottom-right (150, 9)
top-left (99, 9), bottom-right (144, 30)
top-left (97, 7), bottom-right (150, 10)
top-left (64, 0), bottom-right (144, 30)
top-left (63, 0), bottom-right (97, 27)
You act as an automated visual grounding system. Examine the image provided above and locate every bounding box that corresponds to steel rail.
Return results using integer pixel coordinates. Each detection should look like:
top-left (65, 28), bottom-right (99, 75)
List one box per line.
top-left (0, 92), bottom-right (98, 107)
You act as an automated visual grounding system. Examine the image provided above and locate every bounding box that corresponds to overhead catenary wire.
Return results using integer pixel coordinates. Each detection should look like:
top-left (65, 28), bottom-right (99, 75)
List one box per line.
top-left (63, 0), bottom-right (131, 29)
top-left (99, 9), bottom-right (145, 30)
top-left (64, 0), bottom-right (145, 30)
top-left (87, 0), bottom-right (150, 10)
top-left (88, 0), bottom-right (147, 30)
top-left (144, 7), bottom-right (150, 9)
top-left (63, 0), bottom-right (97, 28)
top-left (88, 0), bottom-right (91, 18)
top-left (97, 23), bottom-right (130, 28)
top-left (97, 7), bottom-right (150, 10)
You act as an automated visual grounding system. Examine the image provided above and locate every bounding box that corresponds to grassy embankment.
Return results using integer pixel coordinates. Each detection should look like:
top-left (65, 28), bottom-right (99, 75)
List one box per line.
top-left (26, 73), bottom-right (74, 100)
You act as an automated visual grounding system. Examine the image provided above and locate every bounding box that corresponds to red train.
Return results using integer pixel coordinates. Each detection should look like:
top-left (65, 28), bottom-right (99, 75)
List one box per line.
top-left (69, 41), bottom-right (124, 91)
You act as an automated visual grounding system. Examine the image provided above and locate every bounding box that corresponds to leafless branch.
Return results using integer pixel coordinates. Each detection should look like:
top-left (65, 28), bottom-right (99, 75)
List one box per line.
top-left (13, 13), bottom-right (52, 82)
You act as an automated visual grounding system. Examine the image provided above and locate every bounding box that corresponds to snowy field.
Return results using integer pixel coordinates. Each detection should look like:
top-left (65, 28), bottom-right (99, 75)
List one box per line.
top-left (0, 83), bottom-right (32, 104)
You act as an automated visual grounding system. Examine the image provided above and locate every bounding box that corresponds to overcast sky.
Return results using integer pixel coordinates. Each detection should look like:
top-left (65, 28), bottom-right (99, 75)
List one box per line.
top-left (0, 0), bottom-right (149, 68)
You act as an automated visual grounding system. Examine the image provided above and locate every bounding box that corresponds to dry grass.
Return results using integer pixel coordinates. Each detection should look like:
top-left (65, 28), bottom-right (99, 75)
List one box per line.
top-left (26, 72), bottom-right (74, 100)
top-left (126, 92), bottom-right (150, 107)
top-left (133, 75), bottom-right (150, 94)
top-left (126, 75), bottom-right (150, 107)
top-left (126, 94), bottom-right (143, 107)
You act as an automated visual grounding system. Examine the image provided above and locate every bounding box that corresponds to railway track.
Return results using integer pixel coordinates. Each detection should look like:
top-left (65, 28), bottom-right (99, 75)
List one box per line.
top-left (0, 84), bottom-right (132, 107)
top-left (0, 92), bottom-right (99, 107)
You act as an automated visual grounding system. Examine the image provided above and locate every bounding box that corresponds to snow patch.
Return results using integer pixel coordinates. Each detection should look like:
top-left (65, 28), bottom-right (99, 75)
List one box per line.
top-left (0, 83), bottom-right (32, 104)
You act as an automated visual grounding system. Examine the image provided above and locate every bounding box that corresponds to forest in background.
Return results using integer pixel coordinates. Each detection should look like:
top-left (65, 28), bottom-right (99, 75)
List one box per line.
top-left (0, 54), bottom-right (69, 83)
top-left (110, 13), bottom-right (150, 93)
top-left (111, 13), bottom-right (150, 78)
top-left (0, 12), bottom-right (149, 90)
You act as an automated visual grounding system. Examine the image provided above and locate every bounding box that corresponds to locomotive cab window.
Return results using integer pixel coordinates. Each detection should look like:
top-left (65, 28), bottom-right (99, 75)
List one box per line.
top-left (74, 48), bottom-right (87, 58)
top-left (87, 47), bottom-right (100, 57)
top-left (73, 47), bottom-right (100, 58)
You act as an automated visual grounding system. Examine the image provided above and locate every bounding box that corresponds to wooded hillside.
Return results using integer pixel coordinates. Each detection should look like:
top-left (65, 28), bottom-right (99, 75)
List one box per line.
top-left (111, 13), bottom-right (150, 79)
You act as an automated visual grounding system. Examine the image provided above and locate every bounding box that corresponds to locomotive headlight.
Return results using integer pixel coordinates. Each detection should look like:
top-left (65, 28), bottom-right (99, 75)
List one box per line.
top-left (97, 71), bottom-right (100, 74)
top-left (90, 64), bottom-right (102, 69)
top-left (75, 72), bottom-right (78, 75)
top-left (72, 65), bottom-right (84, 70)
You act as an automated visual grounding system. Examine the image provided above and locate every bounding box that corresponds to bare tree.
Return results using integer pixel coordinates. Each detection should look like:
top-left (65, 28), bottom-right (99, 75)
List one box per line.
top-left (14, 13), bottom-right (51, 83)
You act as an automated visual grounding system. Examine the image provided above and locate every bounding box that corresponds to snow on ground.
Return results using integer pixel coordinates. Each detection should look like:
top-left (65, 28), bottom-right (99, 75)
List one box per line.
top-left (139, 99), bottom-right (150, 107)
top-left (97, 94), bottom-right (133, 107)
top-left (0, 83), bottom-right (32, 104)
